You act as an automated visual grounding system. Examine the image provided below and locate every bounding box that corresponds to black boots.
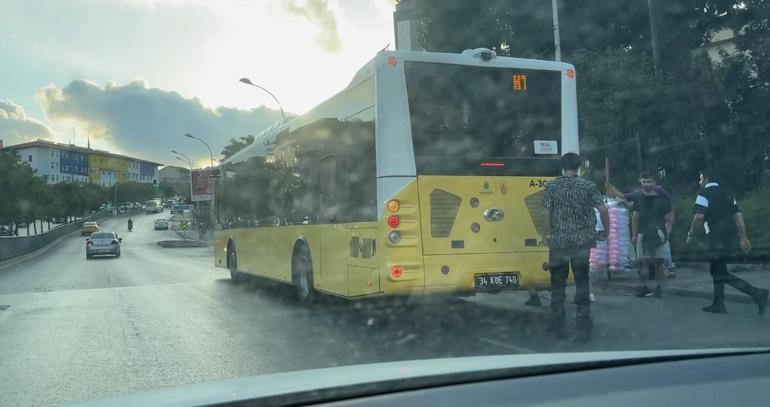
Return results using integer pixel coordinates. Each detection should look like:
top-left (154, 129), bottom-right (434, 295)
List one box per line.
top-left (702, 302), bottom-right (727, 314)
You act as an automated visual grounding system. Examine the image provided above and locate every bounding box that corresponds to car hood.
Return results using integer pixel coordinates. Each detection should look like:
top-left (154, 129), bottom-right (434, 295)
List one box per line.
top-left (73, 348), bottom-right (768, 406)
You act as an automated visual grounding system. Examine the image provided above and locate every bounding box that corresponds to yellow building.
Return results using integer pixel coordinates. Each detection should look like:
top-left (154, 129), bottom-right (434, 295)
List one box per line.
top-left (88, 154), bottom-right (129, 184)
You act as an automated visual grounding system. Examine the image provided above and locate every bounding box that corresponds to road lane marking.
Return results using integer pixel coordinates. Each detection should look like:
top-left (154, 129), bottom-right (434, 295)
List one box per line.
top-left (478, 337), bottom-right (536, 354)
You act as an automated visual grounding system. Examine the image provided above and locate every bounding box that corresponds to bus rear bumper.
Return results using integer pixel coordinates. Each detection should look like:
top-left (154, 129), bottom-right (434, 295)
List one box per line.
top-left (419, 252), bottom-right (568, 294)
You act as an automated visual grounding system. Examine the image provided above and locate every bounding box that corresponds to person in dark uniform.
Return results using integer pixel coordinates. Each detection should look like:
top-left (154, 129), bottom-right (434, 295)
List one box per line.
top-left (542, 153), bottom-right (610, 342)
top-left (686, 169), bottom-right (768, 315)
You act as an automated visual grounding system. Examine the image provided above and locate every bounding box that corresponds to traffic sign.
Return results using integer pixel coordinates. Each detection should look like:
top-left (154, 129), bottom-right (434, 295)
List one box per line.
top-left (180, 221), bottom-right (188, 231)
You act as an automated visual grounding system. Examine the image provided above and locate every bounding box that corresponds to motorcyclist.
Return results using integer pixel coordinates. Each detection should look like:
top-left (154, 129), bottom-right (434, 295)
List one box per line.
top-left (128, 218), bottom-right (133, 231)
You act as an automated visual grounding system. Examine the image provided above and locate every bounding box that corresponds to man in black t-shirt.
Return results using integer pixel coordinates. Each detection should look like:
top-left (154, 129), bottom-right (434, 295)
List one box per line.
top-left (686, 169), bottom-right (768, 315)
top-left (631, 173), bottom-right (673, 298)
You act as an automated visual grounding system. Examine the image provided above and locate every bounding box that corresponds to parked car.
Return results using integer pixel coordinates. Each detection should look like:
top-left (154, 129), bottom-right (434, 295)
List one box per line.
top-left (81, 221), bottom-right (100, 236)
top-left (86, 232), bottom-right (122, 259)
top-left (154, 218), bottom-right (169, 230)
top-left (0, 225), bottom-right (12, 236)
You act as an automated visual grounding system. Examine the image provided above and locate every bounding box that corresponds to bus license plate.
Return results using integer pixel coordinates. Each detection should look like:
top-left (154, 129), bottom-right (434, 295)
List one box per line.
top-left (475, 274), bottom-right (519, 290)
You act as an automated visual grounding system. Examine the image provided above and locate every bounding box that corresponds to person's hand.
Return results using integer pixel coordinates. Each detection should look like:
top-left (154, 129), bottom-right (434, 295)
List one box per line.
top-left (686, 235), bottom-right (694, 245)
top-left (541, 235), bottom-right (549, 247)
top-left (597, 230), bottom-right (608, 241)
top-left (740, 237), bottom-right (752, 254)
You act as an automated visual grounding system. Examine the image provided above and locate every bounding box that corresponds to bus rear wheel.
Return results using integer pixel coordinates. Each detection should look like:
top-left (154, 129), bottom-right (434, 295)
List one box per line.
top-left (227, 243), bottom-right (242, 283)
top-left (293, 245), bottom-right (315, 303)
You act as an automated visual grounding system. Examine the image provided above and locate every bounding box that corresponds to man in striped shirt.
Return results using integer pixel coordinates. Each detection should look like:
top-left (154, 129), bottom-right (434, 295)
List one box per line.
top-left (543, 153), bottom-right (610, 342)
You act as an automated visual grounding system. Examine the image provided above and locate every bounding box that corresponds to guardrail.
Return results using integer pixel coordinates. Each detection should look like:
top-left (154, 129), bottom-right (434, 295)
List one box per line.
top-left (0, 209), bottom-right (142, 262)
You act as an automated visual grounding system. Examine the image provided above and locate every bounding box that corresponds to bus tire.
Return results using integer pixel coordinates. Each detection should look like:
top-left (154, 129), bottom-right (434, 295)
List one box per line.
top-left (292, 243), bottom-right (315, 303)
top-left (227, 241), bottom-right (242, 283)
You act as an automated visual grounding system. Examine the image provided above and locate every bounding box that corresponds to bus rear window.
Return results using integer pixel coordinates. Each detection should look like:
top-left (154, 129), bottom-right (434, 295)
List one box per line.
top-left (404, 61), bottom-right (561, 175)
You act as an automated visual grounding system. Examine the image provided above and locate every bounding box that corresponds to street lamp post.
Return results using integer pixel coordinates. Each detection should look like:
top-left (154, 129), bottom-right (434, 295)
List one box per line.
top-left (238, 78), bottom-right (286, 122)
top-left (185, 133), bottom-right (217, 236)
top-left (171, 150), bottom-right (194, 204)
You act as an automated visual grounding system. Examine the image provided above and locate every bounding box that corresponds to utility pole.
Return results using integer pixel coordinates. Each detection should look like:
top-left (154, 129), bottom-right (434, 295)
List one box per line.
top-left (647, 0), bottom-right (661, 77)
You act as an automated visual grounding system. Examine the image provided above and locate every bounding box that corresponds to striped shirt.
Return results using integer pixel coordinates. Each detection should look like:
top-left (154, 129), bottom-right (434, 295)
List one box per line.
top-left (543, 175), bottom-right (604, 249)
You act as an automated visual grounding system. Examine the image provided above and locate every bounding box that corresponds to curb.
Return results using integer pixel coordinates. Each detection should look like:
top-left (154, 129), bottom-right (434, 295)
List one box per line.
top-left (601, 281), bottom-right (755, 305)
top-left (157, 240), bottom-right (208, 248)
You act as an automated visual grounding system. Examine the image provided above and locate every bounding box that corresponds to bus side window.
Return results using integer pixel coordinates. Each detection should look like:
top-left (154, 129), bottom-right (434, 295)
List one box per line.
top-left (318, 155), bottom-right (348, 223)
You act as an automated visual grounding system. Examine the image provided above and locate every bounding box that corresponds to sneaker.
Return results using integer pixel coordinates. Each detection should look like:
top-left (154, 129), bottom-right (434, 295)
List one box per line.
top-left (755, 289), bottom-right (768, 316)
top-left (636, 286), bottom-right (653, 298)
top-left (702, 303), bottom-right (727, 314)
top-left (589, 293), bottom-right (596, 302)
top-left (654, 286), bottom-right (664, 298)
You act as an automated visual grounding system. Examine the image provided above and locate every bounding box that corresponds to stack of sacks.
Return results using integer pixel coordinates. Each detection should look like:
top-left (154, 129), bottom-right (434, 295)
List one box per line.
top-left (607, 203), bottom-right (631, 273)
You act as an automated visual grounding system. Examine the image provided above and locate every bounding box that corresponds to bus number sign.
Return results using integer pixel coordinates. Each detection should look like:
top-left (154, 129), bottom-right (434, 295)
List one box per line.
top-left (530, 179), bottom-right (549, 188)
top-left (512, 74), bottom-right (528, 91)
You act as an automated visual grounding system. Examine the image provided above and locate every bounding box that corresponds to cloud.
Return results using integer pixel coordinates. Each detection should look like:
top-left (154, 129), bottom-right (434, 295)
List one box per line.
top-left (36, 79), bottom-right (284, 165)
top-left (0, 99), bottom-right (54, 144)
top-left (283, 0), bottom-right (343, 53)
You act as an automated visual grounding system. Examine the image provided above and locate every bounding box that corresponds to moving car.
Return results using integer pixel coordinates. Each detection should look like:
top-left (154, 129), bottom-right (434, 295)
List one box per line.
top-left (80, 221), bottom-right (100, 236)
top-left (85, 232), bottom-right (122, 259)
top-left (154, 218), bottom-right (169, 230)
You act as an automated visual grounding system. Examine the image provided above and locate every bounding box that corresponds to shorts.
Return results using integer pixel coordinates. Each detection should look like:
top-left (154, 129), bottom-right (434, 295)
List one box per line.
top-left (636, 233), bottom-right (670, 262)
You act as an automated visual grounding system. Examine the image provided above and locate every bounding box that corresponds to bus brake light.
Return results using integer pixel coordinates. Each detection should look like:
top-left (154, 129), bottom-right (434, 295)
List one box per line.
top-left (387, 215), bottom-right (400, 228)
top-left (480, 162), bottom-right (505, 168)
top-left (391, 265), bottom-right (403, 278)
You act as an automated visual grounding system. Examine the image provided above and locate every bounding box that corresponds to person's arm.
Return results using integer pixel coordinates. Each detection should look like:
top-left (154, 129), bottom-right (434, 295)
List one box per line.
top-left (631, 210), bottom-right (639, 245)
top-left (686, 213), bottom-right (705, 244)
top-left (665, 211), bottom-right (674, 235)
top-left (541, 208), bottom-right (551, 246)
top-left (606, 182), bottom-right (625, 199)
top-left (735, 212), bottom-right (751, 253)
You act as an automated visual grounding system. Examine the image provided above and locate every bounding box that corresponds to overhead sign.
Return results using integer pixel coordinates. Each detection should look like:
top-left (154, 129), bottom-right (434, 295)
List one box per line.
top-left (191, 169), bottom-right (213, 202)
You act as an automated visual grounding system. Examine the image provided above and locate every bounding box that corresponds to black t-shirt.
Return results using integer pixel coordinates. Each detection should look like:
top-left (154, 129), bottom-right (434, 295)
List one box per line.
top-left (634, 194), bottom-right (672, 232)
top-left (694, 183), bottom-right (740, 241)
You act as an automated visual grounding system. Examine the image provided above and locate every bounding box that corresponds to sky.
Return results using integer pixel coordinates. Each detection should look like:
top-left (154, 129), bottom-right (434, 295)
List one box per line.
top-left (0, 0), bottom-right (396, 167)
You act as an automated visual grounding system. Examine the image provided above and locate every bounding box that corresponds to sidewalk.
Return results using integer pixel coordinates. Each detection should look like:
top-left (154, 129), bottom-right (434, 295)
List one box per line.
top-left (595, 263), bottom-right (770, 305)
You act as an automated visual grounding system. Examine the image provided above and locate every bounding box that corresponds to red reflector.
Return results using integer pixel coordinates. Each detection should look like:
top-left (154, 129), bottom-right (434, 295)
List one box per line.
top-left (480, 162), bottom-right (505, 168)
top-left (387, 57), bottom-right (397, 67)
top-left (387, 215), bottom-right (400, 228)
top-left (391, 266), bottom-right (403, 278)
top-left (566, 69), bottom-right (575, 78)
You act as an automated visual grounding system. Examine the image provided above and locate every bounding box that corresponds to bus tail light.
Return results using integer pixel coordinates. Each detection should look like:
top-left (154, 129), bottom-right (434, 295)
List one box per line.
top-left (388, 231), bottom-right (401, 244)
top-left (387, 199), bottom-right (400, 213)
top-left (387, 215), bottom-right (400, 229)
top-left (391, 265), bottom-right (403, 278)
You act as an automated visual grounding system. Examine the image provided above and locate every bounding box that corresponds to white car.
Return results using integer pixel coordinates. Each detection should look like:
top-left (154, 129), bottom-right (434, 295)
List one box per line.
top-left (154, 218), bottom-right (169, 230)
top-left (86, 232), bottom-right (122, 259)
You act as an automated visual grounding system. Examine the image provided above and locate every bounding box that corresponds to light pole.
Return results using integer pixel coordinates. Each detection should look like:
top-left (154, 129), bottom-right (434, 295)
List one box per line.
top-left (171, 150), bottom-right (194, 204)
top-left (239, 77), bottom-right (286, 122)
top-left (185, 133), bottom-right (217, 235)
top-left (551, 0), bottom-right (562, 61)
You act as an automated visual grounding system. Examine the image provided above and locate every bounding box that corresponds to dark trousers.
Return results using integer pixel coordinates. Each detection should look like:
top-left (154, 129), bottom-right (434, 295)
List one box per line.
top-left (549, 246), bottom-right (592, 332)
top-left (708, 239), bottom-right (759, 303)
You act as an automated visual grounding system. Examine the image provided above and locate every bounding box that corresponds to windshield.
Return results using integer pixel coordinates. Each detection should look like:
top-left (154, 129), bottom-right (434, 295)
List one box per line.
top-left (2, 1), bottom-right (770, 406)
top-left (405, 61), bottom-right (562, 175)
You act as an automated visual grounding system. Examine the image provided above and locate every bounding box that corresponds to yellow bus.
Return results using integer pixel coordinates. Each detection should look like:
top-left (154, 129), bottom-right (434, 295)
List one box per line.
top-left (214, 48), bottom-right (579, 301)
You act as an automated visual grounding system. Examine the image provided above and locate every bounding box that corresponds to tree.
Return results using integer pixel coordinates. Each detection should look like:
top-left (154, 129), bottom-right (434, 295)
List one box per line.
top-left (220, 135), bottom-right (255, 161)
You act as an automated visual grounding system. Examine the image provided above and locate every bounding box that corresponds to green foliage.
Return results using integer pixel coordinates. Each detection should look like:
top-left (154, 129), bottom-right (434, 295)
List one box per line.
top-left (220, 135), bottom-right (255, 161)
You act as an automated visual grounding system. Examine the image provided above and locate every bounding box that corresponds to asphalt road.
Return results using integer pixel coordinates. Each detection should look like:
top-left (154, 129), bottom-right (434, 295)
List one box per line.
top-left (1, 213), bottom-right (769, 406)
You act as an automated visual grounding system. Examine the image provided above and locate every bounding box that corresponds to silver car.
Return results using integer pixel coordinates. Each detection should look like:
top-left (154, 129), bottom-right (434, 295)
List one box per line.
top-left (86, 232), bottom-right (122, 259)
